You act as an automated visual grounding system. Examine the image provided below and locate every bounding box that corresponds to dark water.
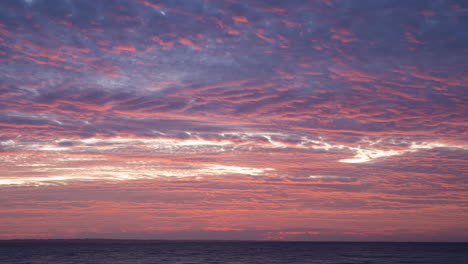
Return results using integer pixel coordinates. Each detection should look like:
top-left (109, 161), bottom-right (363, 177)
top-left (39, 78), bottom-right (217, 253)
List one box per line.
top-left (0, 240), bottom-right (467, 264)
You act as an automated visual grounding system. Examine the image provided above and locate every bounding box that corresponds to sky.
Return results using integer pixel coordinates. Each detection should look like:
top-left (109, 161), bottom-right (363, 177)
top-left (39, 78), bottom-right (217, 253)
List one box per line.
top-left (0, 0), bottom-right (467, 242)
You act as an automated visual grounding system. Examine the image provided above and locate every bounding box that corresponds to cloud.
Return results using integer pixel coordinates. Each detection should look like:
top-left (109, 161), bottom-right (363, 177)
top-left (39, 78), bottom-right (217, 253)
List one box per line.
top-left (0, 0), bottom-right (466, 241)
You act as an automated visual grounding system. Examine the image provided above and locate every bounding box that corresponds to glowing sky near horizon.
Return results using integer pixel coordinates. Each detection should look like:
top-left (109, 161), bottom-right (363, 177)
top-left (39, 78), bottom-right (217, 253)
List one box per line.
top-left (0, 0), bottom-right (467, 241)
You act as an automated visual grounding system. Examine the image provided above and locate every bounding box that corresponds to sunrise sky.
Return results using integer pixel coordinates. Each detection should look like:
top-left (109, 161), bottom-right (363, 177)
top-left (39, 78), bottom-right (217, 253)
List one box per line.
top-left (1, 0), bottom-right (467, 241)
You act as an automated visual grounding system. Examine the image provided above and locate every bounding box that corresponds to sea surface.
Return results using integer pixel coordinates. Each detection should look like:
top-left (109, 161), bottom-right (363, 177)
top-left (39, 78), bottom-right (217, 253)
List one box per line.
top-left (0, 240), bottom-right (467, 264)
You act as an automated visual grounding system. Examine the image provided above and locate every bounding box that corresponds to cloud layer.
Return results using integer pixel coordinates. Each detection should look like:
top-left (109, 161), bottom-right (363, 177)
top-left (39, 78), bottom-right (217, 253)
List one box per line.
top-left (0, 0), bottom-right (467, 241)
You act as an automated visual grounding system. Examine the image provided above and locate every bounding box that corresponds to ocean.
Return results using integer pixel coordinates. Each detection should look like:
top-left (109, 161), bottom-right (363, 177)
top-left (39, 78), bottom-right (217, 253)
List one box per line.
top-left (0, 240), bottom-right (467, 264)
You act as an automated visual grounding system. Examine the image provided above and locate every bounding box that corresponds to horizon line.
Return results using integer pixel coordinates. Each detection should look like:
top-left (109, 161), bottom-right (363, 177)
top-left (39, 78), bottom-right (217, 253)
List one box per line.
top-left (0, 238), bottom-right (466, 243)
